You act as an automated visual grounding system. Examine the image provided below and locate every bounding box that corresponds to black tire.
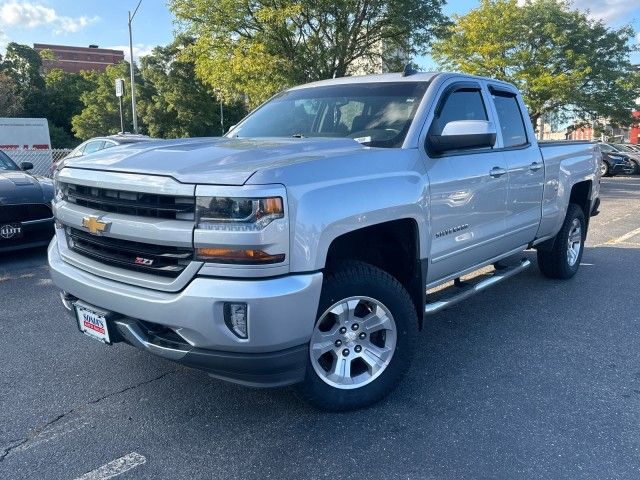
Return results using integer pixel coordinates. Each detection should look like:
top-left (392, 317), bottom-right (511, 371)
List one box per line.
top-left (630, 160), bottom-right (640, 175)
top-left (296, 261), bottom-right (418, 411)
top-left (600, 161), bottom-right (610, 177)
top-left (536, 204), bottom-right (586, 279)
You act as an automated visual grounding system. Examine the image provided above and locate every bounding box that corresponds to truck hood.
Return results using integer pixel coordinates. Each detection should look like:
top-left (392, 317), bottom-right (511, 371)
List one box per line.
top-left (62, 137), bottom-right (366, 185)
top-left (0, 170), bottom-right (52, 204)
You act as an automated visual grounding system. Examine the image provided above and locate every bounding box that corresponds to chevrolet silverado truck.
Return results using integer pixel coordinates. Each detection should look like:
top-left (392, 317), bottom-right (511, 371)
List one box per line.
top-left (49, 72), bottom-right (600, 411)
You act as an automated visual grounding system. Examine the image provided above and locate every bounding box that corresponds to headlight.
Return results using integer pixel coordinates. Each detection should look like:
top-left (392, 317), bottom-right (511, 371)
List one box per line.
top-left (53, 176), bottom-right (64, 202)
top-left (609, 155), bottom-right (624, 161)
top-left (196, 196), bottom-right (284, 231)
top-left (195, 196), bottom-right (286, 264)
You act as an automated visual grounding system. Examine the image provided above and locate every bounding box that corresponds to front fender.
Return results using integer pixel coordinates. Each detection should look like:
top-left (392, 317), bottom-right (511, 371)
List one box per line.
top-left (280, 152), bottom-right (430, 272)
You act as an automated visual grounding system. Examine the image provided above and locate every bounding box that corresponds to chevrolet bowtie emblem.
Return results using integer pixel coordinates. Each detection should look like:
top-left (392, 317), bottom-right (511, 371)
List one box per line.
top-left (82, 216), bottom-right (110, 235)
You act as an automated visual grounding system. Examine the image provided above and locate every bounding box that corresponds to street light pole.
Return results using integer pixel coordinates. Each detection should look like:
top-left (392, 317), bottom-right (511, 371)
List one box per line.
top-left (220, 98), bottom-right (224, 135)
top-left (128, 0), bottom-right (142, 134)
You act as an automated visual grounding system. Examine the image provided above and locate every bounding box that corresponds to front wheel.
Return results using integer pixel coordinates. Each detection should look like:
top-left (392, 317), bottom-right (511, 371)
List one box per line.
top-left (600, 161), bottom-right (609, 177)
top-left (296, 261), bottom-right (417, 411)
top-left (536, 204), bottom-right (586, 279)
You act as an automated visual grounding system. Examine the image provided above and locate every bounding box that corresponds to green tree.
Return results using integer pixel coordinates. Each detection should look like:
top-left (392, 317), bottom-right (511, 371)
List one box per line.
top-left (42, 69), bottom-right (93, 146)
top-left (138, 36), bottom-right (246, 138)
top-left (432, 0), bottom-right (640, 128)
top-left (71, 62), bottom-right (143, 140)
top-left (0, 42), bottom-right (46, 117)
top-left (169, 0), bottom-right (449, 107)
top-left (0, 73), bottom-right (24, 117)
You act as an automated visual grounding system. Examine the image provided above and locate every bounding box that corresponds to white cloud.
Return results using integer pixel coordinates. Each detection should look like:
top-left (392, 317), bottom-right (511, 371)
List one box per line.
top-left (0, 28), bottom-right (7, 54)
top-left (0, 1), bottom-right (98, 35)
top-left (517, 0), bottom-right (639, 24)
top-left (574, 0), bottom-right (639, 23)
top-left (106, 43), bottom-right (154, 64)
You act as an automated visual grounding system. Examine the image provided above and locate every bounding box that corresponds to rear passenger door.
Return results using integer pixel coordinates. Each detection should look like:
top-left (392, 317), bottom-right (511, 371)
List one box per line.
top-left (425, 81), bottom-right (509, 283)
top-left (488, 85), bottom-right (544, 247)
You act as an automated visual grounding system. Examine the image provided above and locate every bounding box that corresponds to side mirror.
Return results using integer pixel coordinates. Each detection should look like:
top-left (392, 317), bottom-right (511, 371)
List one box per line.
top-left (428, 120), bottom-right (497, 154)
top-left (20, 161), bottom-right (34, 171)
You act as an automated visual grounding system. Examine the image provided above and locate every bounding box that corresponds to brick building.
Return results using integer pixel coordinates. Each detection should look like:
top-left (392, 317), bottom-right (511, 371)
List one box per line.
top-left (630, 111), bottom-right (640, 145)
top-left (33, 43), bottom-right (125, 74)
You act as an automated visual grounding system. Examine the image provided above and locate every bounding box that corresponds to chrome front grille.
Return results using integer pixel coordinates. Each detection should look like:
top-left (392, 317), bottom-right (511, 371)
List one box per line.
top-left (66, 227), bottom-right (193, 277)
top-left (61, 182), bottom-right (195, 220)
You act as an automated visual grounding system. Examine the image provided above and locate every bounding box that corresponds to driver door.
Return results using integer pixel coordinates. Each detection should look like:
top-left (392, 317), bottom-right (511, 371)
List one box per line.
top-left (425, 82), bottom-right (509, 283)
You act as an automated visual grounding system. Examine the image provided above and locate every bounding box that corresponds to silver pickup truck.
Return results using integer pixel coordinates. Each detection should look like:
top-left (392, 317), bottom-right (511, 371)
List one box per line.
top-left (49, 72), bottom-right (600, 410)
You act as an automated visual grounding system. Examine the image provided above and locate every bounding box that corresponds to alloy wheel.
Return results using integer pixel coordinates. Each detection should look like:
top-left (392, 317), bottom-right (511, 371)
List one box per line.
top-left (309, 296), bottom-right (397, 390)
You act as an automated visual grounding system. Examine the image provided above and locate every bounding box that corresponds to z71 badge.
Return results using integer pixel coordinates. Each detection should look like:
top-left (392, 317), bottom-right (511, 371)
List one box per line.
top-left (134, 257), bottom-right (154, 266)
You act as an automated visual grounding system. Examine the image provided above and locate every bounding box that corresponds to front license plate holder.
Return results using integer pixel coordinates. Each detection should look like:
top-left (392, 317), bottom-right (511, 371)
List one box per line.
top-left (0, 223), bottom-right (23, 240)
top-left (74, 301), bottom-right (113, 344)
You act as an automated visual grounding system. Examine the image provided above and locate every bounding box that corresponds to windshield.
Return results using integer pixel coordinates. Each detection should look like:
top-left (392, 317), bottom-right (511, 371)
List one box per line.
top-left (0, 151), bottom-right (19, 171)
top-left (599, 143), bottom-right (616, 152)
top-left (615, 144), bottom-right (633, 152)
top-left (231, 82), bottom-right (429, 148)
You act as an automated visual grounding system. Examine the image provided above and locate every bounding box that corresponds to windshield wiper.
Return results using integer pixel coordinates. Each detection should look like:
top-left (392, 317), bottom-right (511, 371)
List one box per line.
top-left (291, 133), bottom-right (306, 138)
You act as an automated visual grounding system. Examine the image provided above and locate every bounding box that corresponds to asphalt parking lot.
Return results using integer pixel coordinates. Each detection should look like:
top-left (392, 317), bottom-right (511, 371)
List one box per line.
top-left (1, 177), bottom-right (640, 480)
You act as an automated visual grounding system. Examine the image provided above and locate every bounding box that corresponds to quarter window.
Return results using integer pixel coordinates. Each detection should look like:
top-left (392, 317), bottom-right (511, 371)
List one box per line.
top-left (491, 90), bottom-right (528, 148)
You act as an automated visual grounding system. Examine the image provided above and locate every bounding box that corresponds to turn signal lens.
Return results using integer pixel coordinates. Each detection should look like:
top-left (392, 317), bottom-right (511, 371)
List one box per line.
top-left (196, 248), bottom-right (285, 264)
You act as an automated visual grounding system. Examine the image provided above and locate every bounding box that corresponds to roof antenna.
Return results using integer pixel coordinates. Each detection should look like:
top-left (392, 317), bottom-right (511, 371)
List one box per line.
top-left (402, 63), bottom-right (417, 77)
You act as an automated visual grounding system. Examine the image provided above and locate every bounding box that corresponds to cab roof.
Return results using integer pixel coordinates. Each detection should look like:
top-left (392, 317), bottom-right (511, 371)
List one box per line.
top-left (287, 72), bottom-right (440, 90)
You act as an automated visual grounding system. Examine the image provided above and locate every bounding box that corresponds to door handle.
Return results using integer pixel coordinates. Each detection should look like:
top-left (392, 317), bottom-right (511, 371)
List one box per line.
top-left (489, 167), bottom-right (507, 178)
top-left (529, 162), bottom-right (543, 172)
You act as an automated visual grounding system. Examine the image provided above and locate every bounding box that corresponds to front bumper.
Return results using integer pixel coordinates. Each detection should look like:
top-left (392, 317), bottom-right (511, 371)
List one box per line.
top-left (609, 161), bottom-right (633, 175)
top-left (49, 240), bottom-right (322, 386)
top-left (0, 217), bottom-right (54, 253)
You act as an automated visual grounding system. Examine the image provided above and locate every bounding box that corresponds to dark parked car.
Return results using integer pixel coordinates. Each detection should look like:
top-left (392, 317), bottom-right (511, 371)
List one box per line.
top-left (614, 144), bottom-right (640, 174)
top-left (0, 150), bottom-right (54, 253)
top-left (597, 142), bottom-right (635, 176)
top-left (52, 134), bottom-right (152, 171)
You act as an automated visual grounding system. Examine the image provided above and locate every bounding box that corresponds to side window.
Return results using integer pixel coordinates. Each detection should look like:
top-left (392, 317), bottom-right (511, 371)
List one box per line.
top-left (84, 141), bottom-right (105, 154)
top-left (434, 87), bottom-right (488, 134)
top-left (491, 90), bottom-right (528, 148)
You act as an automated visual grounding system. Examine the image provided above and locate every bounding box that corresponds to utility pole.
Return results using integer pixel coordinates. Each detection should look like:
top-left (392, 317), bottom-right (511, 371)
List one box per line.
top-left (220, 98), bottom-right (224, 135)
top-left (128, 0), bottom-right (142, 134)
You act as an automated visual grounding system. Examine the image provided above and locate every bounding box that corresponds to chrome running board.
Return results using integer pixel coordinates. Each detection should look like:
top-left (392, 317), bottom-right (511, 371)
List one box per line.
top-left (424, 259), bottom-right (531, 315)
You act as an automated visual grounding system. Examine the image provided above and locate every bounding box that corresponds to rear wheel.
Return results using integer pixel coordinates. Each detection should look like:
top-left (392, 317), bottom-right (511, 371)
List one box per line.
top-left (536, 204), bottom-right (586, 279)
top-left (297, 261), bottom-right (417, 411)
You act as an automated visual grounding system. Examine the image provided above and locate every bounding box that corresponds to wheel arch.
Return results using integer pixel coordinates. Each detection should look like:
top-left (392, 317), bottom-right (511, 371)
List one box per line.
top-left (324, 218), bottom-right (426, 329)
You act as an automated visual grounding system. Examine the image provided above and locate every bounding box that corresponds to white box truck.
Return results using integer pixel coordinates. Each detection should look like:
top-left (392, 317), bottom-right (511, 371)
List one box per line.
top-left (0, 118), bottom-right (52, 175)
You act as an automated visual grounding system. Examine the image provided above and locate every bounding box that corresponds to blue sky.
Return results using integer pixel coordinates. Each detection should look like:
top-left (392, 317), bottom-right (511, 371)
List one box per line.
top-left (0, 0), bottom-right (638, 64)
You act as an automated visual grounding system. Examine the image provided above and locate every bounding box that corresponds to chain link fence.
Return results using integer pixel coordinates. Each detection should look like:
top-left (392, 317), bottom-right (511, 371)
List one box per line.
top-left (4, 149), bottom-right (72, 177)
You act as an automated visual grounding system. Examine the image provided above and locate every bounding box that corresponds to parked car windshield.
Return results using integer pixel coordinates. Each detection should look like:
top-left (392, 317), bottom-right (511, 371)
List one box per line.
top-left (615, 144), bottom-right (634, 152)
top-left (231, 82), bottom-right (429, 148)
top-left (599, 143), bottom-right (617, 152)
top-left (0, 151), bottom-right (19, 170)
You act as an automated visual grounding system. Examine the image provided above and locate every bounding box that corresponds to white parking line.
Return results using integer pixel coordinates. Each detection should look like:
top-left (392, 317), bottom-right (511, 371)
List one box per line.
top-left (73, 452), bottom-right (146, 480)
top-left (605, 226), bottom-right (640, 245)
top-left (14, 419), bottom-right (90, 454)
